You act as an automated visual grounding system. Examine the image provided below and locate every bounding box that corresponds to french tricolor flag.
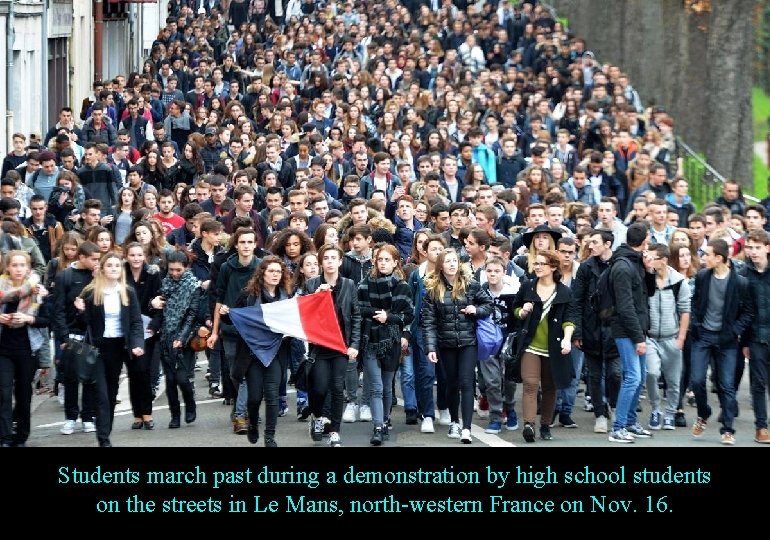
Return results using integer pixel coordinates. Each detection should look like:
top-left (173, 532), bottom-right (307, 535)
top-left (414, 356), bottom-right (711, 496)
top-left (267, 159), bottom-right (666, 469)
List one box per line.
top-left (229, 291), bottom-right (348, 366)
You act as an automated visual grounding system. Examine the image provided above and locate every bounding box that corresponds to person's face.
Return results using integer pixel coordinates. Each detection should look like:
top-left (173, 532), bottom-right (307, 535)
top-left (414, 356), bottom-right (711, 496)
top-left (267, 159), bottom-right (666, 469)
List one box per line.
top-left (598, 203), bottom-right (616, 225)
top-left (0, 183), bottom-right (16, 199)
top-left (745, 209), bottom-right (766, 232)
top-left (236, 232), bottom-right (256, 258)
top-left (124, 246), bottom-right (145, 269)
top-left (464, 234), bottom-right (482, 257)
top-left (96, 232), bottom-right (112, 252)
top-left (703, 245), bottom-right (722, 270)
top-left (704, 216), bottom-right (718, 236)
top-left (321, 249), bottom-right (342, 275)
top-left (533, 255), bottom-right (555, 278)
top-left (417, 161), bottom-right (432, 179)
top-left (143, 191), bottom-right (157, 208)
top-left (167, 261), bottom-right (187, 282)
top-left (450, 209), bottom-right (467, 231)
top-left (375, 248), bottom-right (397, 275)
top-left (528, 209), bottom-right (545, 227)
top-left (134, 226), bottom-right (152, 245)
top-left (196, 187), bottom-right (210, 202)
top-left (547, 207), bottom-right (564, 229)
top-left (533, 233), bottom-right (551, 252)
top-left (235, 193), bottom-right (254, 213)
top-left (650, 167), bottom-right (667, 186)
top-left (210, 183), bottom-right (226, 203)
top-left (263, 262), bottom-right (284, 288)
top-left (3, 254), bottom-right (30, 283)
top-left (650, 203), bottom-right (667, 226)
top-left (441, 252), bottom-right (459, 278)
top-left (157, 195), bottom-right (174, 214)
top-left (350, 233), bottom-right (370, 254)
top-left (376, 159), bottom-right (391, 175)
top-left (723, 183), bottom-right (739, 202)
top-left (351, 204), bottom-right (368, 225)
top-left (82, 207), bottom-right (101, 226)
top-left (288, 196), bottom-right (306, 214)
top-left (397, 200), bottom-right (414, 222)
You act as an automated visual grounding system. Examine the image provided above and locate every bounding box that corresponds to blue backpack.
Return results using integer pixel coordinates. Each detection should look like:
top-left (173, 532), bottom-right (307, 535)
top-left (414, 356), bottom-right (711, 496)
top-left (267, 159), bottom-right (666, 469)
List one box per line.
top-left (477, 316), bottom-right (503, 361)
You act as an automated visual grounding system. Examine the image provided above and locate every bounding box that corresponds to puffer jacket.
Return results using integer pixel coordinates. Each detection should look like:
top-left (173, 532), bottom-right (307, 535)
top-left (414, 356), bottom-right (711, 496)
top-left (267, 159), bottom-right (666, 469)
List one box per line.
top-left (304, 275), bottom-right (361, 352)
top-left (421, 277), bottom-right (493, 353)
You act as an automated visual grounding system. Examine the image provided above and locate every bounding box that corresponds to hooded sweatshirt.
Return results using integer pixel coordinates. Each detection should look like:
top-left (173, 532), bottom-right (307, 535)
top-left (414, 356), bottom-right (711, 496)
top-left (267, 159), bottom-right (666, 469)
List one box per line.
top-left (648, 266), bottom-right (691, 340)
top-left (216, 252), bottom-right (260, 336)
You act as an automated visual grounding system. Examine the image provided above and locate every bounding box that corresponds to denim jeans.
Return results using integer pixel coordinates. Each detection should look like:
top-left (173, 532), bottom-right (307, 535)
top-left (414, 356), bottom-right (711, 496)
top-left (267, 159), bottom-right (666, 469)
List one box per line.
top-left (291, 338), bottom-right (308, 404)
top-left (585, 352), bottom-right (621, 418)
top-left (363, 351), bottom-right (395, 428)
top-left (412, 343), bottom-right (436, 419)
top-left (400, 351), bottom-right (417, 412)
top-left (612, 337), bottom-right (646, 431)
top-left (223, 336), bottom-right (248, 418)
top-left (309, 354), bottom-right (347, 432)
top-left (749, 341), bottom-right (770, 430)
top-left (438, 345), bottom-right (477, 429)
top-left (245, 356), bottom-right (281, 438)
top-left (690, 329), bottom-right (737, 434)
top-left (555, 348), bottom-right (584, 416)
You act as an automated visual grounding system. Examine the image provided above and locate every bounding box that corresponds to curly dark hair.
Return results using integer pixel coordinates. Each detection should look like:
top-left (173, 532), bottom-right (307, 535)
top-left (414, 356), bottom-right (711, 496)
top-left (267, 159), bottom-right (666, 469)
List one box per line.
top-left (270, 227), bottom-right (314, 260)
top-left (246, 255), bottom-right (293, 298)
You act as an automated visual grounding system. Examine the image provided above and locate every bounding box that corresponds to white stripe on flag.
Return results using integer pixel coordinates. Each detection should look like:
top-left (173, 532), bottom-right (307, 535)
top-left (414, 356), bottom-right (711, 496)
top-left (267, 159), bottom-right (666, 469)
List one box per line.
top-left (261, 297), bottom-right (308, 341)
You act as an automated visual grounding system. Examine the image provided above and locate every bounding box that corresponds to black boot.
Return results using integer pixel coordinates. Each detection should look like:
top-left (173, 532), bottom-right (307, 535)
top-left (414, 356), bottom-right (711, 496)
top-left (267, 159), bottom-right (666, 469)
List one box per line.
top-left (370, 426), bottom-right (384, 446)
top-left (168, 416), bottom-right (181, 429)
top-left (185, 408), bottom-right (197, 424)
top-left (264, 431), bottom-right (277, 447)
top-left (247, 423), bottom-right (259, 444)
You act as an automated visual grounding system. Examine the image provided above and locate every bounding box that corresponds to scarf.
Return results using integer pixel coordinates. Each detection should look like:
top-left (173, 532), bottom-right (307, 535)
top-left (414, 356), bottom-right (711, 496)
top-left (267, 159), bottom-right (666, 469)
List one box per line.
top-left (359, 273), bottom-right (411, 363)
top-left (0, 273), bottom-right (47, 327)
top-left (159, 270), bottom-right (200, 335)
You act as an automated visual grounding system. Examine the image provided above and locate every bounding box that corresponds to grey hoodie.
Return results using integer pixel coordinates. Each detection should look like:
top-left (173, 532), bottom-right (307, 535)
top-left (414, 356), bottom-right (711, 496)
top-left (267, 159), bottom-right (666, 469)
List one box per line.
top-left (648, 266), bottom-right (691, 339)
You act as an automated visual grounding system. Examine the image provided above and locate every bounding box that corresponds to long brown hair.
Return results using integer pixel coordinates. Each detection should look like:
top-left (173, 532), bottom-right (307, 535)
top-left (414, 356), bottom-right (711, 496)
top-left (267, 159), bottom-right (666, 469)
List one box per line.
top-left (424, 248), bottom-right (471, 302)
top-left (245, 255), bottom-right (292, 298)
top-left (370, 243), bottom-right (405, 280)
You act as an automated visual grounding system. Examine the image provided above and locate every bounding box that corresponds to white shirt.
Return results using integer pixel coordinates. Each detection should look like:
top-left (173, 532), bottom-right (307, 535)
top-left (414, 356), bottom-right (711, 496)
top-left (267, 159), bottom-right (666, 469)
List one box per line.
top-left (103, 287), bottom-right (124, 338)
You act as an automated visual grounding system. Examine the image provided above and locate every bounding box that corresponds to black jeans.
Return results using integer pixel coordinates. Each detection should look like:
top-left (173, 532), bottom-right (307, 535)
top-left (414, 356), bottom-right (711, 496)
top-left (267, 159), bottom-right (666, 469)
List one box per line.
top-left (439, 345), bottom-right (477, 429)
top-left (61, 342), bottom-right (96, 422)
top-left (95, 338), bottom-right (129, 444)
top-left (127, 335), bottom-right (156, 417)
top-left (585, 352), bottom-right (621, 418)
top-left (161, 344), bottom-right (195, 419)
top-left (245, 356), bottom-right (281, 438)
top-left (749, 341), bottom-right (770, 430)
top-left (0, 348), bottom-right (35, 444)
top-left (309, 354), bottom-right (347, 432)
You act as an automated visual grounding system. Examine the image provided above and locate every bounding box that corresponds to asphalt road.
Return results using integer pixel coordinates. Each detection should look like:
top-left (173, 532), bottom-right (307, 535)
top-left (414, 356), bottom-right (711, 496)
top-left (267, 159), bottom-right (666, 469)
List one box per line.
top-left (27, 353), bottom-right (764, 448)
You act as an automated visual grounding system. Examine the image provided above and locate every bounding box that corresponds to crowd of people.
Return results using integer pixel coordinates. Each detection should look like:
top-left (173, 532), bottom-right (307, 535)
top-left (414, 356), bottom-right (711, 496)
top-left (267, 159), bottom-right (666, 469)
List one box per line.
top-left (0, 0), bottom-right (768, 447)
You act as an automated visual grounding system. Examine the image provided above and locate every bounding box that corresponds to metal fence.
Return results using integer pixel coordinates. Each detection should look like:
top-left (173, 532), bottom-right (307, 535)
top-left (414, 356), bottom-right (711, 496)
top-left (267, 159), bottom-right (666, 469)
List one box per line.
top-left (678, 137), bottom-right (760, 206)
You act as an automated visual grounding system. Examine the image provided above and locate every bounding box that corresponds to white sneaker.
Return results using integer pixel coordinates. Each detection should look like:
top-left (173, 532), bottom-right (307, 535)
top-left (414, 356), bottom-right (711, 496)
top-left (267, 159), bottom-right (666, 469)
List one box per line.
top-left (82, 421), bottom-right (96, 433)
top-left (460, 428), bottom-right (472, 444)
top-left (438, 409), bottom-right (451, 426)
top-left (342, 403), bottom-right (358, 423)
top-left (60, 419), bottom-right (76, 435)
top-left (420, 416), bottom-right (435, 433)
top-left (594, 416), bottom-right (608, 433)
top-left (359, 405), bottom-right (372, 422)
top-left (328, 432), bottom-right (342, 447)
top-left (57, 387), bottom-right (65, 406)
top-left (447, 422), bottom-right (461, 439)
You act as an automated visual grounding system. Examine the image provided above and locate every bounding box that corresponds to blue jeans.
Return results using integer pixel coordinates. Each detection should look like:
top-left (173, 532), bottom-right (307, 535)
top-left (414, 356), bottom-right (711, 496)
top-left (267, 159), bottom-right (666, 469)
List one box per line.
top-left (690, 329), bottom-right (737, 434)
top-left (363, 351), bottom-right (395, 428)
top-left (400, 350), bottom-right (417, 412)
top-left (223, 336), bottom-right (248, 418)
top-left (613, 338), bottom-right (646, 431)
top-left (555, 348), bottom-right (584, 416)
top-left (749, 342), bottom-right (770, 430)
top-left (412, 342), bottom-right (436, 419)
top-left (291, 338), bottom-right (308, 404)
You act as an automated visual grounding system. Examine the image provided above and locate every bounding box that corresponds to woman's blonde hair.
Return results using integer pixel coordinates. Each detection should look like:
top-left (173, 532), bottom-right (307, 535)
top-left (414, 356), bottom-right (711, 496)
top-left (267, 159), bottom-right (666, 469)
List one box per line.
top-left (425, 248), bottom-right (471, 302)
top-left (80, 252), bottom-right (129, 306)
top-left (2, 250), bottom-right (31, 276)
top-left (527, 233), bottom-right (556, 273)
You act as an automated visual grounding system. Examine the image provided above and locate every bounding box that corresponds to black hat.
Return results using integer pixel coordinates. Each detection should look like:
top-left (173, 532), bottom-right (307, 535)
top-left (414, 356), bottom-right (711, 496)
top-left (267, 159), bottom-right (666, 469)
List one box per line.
top-left (205, 126), bottom-right (217, 136)
top-left (522, 224), bottom-right (562, 249)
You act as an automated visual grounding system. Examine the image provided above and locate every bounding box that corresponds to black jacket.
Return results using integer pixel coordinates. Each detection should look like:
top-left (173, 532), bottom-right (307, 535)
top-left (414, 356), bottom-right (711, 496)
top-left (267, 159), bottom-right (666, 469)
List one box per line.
top-left (571, 255), bottom-right (619, 359)
top-left (690, 266), bottom-right (752, 347)
top-left (81, 286), bottom-right (145, 351)
top-left (421, 278), bottom-right (493, 353)
top-left (52, 267), bottom-right (94, 341)
top-left (511, 278), bottom-right (576, 389)
top-left (741, 256), bottom-right (770, 343)
top-left (304, 275), bottom-right (361, 352)
top-left (496, 152), bottom-right (528, 188)
top-left (609, 244), bottom-right (656, 344)
top-left (125, 263), bottom-right (163, 332)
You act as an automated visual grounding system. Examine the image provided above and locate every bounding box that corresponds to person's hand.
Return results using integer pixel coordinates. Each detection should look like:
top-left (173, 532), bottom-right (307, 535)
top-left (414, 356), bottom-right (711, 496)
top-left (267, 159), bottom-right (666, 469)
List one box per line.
top-left (147, 264), bottom-right (160, 274)
top-left (317, 284), bottom-right (332, 292)
top-left (561, 337), bottom-right (571, 355)
top-left (219, 305), bottom-right (230, 315)
top-left (151, 296), bottom-right (165, 310)
top-left (100, 215), bottom-right (114, 226)
top-left (0, 313), bottom-right (12, 326)
top-left (132, 347), bottom-right (145, 356)
top-left (206, 334), bottom-right (218, 348)
top-left (636, 342), bottom-right (647, 355)
top-left (743, 346), bottom-right (750, 359)
top-left (67, 212), bottom-right (80, 223)
top-left (58, 192), bottom-right (69, 205)
top-left (201, 279), bottom-right (210, 290)
top-left (401, 337), bottom-right (409, 352)
top-left (12, 313), bottom-right (33, 325)
top-left (461, 305), bottom-right (476, 315)
top-left (573, 339), bottom-right (583, 350)
top-left (427, 351), bottom-right (438, 363)
top-left (676, 336), bottom-right (685, 351)
top-left (172, 340), bottom-right (182, 349)
top-left (73, 297), bottom-right (85, 312)
top-left (347, 347), bottom-right (358, 361)
top-left (520, 302), bottom-right (534, 318)
top-left (373, 309), bottom-right (388, 323)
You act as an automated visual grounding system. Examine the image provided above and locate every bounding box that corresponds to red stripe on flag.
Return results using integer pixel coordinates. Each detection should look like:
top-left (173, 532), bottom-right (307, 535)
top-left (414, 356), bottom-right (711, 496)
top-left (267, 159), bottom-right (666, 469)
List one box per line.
top-left (297, 291), bottom-right (348, 354)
